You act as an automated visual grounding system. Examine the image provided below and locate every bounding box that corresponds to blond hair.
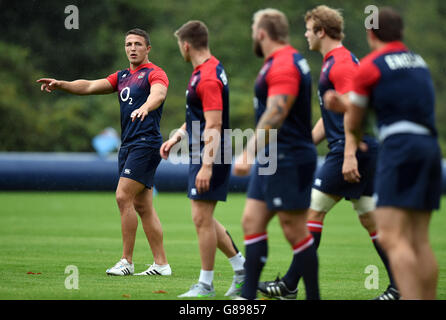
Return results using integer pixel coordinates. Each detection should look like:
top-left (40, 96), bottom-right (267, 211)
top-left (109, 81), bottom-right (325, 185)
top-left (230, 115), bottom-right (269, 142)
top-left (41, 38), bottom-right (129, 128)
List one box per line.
top-left (305, 5), bottom-right (344, 40)
top-left (253, 8), bottom-right (289, 43)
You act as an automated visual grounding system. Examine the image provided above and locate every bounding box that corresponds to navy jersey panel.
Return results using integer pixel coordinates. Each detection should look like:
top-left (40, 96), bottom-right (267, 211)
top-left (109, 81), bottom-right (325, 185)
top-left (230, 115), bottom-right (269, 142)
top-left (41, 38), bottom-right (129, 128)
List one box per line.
top-left (254, 45), bottom-right (314, 154)
top-left (372, 53), bottom-right (436, 135)
top-left (318, 47), bottom-right (359, 149)
top-left (354, 42), bottom-right (437, 135)
top-left (375, 135), bottom-right (441, 210)
top-left (118, 145), bottom-right (161, 189)
top-left (188, 164), bottom-right (231, 201)
top-left (109, 63), bottom-right (168, 148)
top-left (185, 56), bottom-right (231, 164)
top-left (352, 42), bottom-right (441, 210)
top-left (313, 139), bottom-right (378, 199)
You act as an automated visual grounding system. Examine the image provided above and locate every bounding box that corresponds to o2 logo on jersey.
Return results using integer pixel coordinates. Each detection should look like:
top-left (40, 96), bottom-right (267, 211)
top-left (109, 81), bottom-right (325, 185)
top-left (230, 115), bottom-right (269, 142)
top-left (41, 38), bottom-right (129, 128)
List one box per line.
top-left (219, 70), bottom-right (228, 86)
top-left (120, 87), bottom-right (133, 105)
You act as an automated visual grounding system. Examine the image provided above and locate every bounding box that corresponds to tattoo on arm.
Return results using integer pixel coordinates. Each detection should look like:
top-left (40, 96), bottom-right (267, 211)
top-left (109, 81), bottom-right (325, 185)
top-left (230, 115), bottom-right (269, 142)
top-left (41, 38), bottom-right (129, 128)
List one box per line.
top-left (257, 95), bottom-right (289, 145)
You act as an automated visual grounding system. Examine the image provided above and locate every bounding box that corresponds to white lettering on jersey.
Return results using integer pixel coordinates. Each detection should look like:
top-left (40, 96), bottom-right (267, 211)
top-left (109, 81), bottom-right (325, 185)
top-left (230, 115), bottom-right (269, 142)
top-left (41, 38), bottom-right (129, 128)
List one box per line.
top-left (219, 70), bottom-right (228, 86)
top-left (298, 59), bottom-right (311, 74)
top-left (384, 53), bottom-right (427, 70)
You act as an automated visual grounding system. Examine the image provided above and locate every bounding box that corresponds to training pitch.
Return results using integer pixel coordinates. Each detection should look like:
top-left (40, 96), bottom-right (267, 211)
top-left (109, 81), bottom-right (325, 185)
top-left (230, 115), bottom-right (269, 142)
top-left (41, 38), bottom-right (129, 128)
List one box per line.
top-left (0, 192), bottom-right (445, 300)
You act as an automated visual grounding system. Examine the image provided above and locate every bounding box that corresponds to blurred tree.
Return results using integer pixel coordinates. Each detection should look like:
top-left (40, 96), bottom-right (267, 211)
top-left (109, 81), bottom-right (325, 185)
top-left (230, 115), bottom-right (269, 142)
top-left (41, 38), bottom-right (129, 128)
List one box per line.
top-left (0, 0), bottom-right (444, 153)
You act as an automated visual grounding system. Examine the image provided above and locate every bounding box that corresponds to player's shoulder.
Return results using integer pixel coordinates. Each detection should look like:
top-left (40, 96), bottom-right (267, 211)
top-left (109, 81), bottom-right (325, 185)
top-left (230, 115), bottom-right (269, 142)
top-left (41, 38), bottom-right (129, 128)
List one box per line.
top-left (271, 45), bottom-right (299, 63)
top-left (269, 45), bottom-right (300, 72)
top-left (359, 50), bottom-right (383, 68)
top-left (197, 56), bottom-right (223, 81)
top-left (329, 47), bottom-right (358, 66)
top-left (359, 42), bottom-right (408, 68)
top-left (146, 62), bottom-right (167, 74)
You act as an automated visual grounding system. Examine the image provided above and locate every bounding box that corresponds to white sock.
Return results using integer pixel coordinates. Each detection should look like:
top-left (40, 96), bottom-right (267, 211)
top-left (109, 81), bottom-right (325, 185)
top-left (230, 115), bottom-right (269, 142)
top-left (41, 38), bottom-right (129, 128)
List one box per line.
top-left (153, 262), bottom-right (168, 267)
top-left (199, 270), bottom-right (214, 286)
top-left (228, 252), bottom-right (245, 273)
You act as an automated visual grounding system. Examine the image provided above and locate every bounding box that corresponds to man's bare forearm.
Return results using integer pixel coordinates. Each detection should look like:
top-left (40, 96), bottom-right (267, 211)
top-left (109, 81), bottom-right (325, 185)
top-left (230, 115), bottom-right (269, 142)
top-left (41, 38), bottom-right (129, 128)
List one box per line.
top-left (256, 95), bottom-right (287, 146)
top-left (201, 123), bottom-right (221, 167)
top-left (58, 80), bottom-right (94, 95)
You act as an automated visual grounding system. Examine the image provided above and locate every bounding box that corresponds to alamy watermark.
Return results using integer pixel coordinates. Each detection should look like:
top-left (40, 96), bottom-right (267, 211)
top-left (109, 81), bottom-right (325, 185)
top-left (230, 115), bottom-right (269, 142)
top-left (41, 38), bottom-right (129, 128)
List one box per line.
top-left (65, 5), bottom-right (79, 30)
top-left (64, 265), bottom-right (79, 290)
top-left (364, 5), bottom-right (379, 30)
top-left (364, 264), bottom-right (379, 290)
top-left (167, 122), bottom-right (278, 176)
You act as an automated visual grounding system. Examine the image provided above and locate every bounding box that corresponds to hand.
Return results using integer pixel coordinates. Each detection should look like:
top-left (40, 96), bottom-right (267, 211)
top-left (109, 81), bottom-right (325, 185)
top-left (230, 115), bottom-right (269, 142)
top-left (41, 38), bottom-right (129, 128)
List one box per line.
top-left (131, 107), bottom-right (149, 122)
top-left (323, 90), bottom-right (346, 113)
top-left (160, 138), bottom-right (178, 160)
top-left (342, 154), bottom-right (361, 183)
top-left (36, 78), bottom-right (61, 93)
top-left (195, 165), bottom-right (212, 194)
top-left (233, 154), bottom-right (252, 176)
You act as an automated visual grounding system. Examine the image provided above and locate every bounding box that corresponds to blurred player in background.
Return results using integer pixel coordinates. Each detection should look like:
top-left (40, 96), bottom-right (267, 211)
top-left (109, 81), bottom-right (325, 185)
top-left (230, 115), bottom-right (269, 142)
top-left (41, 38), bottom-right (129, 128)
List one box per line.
top-left (325, 7), bottom-right (440, 300)
top-left (259, 5), bottom-right (398, 300)
top-left (233, 8), bottom-right (319, 300)
top-left (37, 28), bottom-right (171, 277)
top-left (160, 20), bottom-right (245, 298)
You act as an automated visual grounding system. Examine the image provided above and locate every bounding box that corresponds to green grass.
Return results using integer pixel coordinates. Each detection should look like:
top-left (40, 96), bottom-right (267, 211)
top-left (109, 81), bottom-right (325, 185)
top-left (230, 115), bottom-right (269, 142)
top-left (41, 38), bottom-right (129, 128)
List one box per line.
top-left (0, 192), bottom-right (445, 300)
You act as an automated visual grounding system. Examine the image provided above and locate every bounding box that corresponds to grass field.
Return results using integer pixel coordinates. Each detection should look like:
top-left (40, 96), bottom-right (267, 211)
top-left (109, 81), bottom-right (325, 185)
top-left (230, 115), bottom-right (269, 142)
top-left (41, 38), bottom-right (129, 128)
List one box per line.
top-left (0, 192), bottom-right (445, 300)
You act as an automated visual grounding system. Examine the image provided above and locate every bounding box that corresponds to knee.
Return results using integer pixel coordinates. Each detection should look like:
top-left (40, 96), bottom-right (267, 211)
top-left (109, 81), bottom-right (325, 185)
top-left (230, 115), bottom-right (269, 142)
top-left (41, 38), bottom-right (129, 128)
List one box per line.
top-left (116, 190), bottom-right (133, 209)
top-left (279, 212), bottom-right (309, 245)
top-left (358, 213), bottom-right (376, 233)
top-left (133, 199), bottom-right (150, 215)
top-left (241, 213), bottom-right (251, 234)
top-left (241, 212), bottom-right (265, 236)
top-left (377, 229), bottom-right (405, 255)
top-left (192, 212), bottom-right (212, 230)
top-left (307, 209), bottom-right (325, 222)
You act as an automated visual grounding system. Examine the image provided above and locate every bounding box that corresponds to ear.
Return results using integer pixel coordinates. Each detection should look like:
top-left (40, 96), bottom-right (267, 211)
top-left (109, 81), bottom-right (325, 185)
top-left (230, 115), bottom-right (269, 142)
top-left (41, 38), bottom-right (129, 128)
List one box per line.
top-left (258, 28), bottom-right (267, 41)
top-left (316, 28), bottom-right (326, 39)
top-left (146, 45), bottom-right (152, 53)
top-left (366, 29), bottom-right (376, 41)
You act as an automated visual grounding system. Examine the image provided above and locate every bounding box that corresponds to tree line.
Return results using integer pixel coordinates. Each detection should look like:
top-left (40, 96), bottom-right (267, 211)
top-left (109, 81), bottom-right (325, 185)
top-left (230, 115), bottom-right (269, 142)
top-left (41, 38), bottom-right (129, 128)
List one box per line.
top-left (1, 0), bottom-right (445, 155)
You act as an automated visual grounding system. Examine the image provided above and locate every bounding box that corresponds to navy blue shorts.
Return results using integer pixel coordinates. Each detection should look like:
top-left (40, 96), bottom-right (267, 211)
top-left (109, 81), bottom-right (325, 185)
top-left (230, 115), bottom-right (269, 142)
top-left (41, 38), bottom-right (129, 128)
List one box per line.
top-left (313, 141), bottom-right (378, 199)
top-left (118, 144), bottom-right (161, 189)
top-left (247, 151), bottom-right (317, 211)
top-left (375, 134), bottom-right (442, 211)
top-left (188, 163), bottom-right (231, 201)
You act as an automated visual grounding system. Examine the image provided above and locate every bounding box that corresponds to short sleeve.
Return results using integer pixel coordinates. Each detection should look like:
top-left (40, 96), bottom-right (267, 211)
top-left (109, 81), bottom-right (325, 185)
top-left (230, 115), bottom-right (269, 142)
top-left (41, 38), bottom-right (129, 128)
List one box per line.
top-left (266, 65), bottom-right (300, 97)
top-left (352, 61), bottom-right (381, 96)
top-left (148, 68), bottom-right (169, 88)
top-left (349, 60), bottom-right (381, 108)
top-left (106, 72), bottom-right (119, 91)
top-left (196, 79), bottom-right (223, 112)
top-left (329, 60), bottom-right (358, 95)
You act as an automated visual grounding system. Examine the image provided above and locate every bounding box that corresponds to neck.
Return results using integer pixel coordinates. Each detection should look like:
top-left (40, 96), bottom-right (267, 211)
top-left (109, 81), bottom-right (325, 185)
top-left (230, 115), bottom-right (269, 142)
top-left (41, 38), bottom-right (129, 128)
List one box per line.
top-left (130, 57), bottom-right (149, 70)
top-left (190, 49), bottom-right (212, 69)
top-left (372, 40), bottom-right (388, 51)
top-left (262, 41), bottom-right (288, 60)
top-left (320, 38), bottom-right (342, 58)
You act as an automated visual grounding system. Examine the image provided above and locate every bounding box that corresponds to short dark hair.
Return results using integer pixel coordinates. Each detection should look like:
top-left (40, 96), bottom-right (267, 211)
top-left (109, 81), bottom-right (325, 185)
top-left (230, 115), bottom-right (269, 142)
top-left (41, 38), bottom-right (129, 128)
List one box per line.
top-left (125, 28), bottom-right (151, 46)
top-left (174, 20), bottom-right (209, 49)
top-left (372, 7), bottom-right (404, 42)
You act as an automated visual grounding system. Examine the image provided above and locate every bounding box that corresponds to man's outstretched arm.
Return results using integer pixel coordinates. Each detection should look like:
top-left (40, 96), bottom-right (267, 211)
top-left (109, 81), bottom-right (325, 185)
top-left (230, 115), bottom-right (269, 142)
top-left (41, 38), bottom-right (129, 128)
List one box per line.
top-left (36, 78), bottom-right (114, 95)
